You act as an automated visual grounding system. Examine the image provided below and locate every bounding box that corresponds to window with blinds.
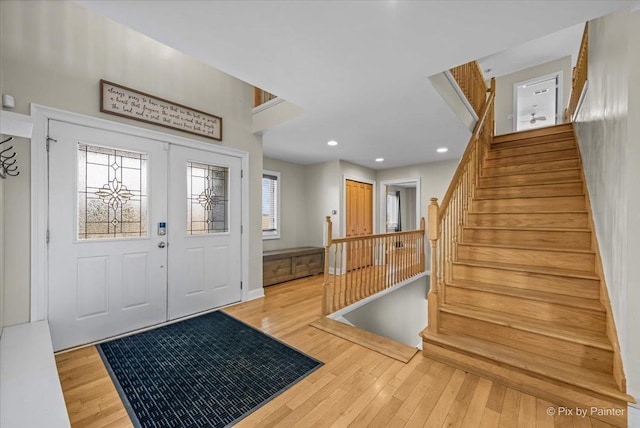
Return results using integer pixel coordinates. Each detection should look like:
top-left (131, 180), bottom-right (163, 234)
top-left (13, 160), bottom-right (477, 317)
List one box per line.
top-left (262, 171), bottom-right (280, 238)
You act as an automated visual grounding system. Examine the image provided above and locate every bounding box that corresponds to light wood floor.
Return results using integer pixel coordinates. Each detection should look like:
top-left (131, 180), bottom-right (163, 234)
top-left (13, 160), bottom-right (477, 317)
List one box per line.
top-left (55, 275), bottom-right (618, 427)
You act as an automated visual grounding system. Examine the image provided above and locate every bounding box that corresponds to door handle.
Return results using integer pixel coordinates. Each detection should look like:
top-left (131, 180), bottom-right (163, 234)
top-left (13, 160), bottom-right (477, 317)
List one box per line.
top-left (158, 242), bottom-right (166, 248)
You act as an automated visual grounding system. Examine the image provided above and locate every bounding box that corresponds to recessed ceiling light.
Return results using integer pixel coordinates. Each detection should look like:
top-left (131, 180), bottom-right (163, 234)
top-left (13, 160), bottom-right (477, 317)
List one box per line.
top-left (375, 158), bottom-right (384, 162)
top-left (437, 147), bottom-right (448, 153)
top-left (327, 140), bottom-right (338, 146)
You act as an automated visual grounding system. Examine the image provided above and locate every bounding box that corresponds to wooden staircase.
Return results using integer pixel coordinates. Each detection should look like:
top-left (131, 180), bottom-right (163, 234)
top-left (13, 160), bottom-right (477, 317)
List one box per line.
top-left (422, 123), bottom-right (635, 427)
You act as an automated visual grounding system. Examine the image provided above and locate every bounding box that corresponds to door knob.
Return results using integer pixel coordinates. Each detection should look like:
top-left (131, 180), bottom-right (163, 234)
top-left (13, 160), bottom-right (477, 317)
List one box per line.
top-left (158, 242), bottom-right (166, 248)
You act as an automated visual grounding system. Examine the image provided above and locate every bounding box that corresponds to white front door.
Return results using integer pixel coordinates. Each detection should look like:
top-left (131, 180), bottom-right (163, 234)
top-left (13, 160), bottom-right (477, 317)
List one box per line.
top-left (167, 145), bottom-right (242, 320)
top-left (47, 120), bottom-right (243, 351)
top-left (48, 120), bottom-right (168, 351)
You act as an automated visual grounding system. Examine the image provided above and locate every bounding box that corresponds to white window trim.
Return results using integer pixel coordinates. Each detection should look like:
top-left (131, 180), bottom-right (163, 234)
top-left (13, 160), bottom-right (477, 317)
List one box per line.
top-left (262, 169), bottom-right (281, 240)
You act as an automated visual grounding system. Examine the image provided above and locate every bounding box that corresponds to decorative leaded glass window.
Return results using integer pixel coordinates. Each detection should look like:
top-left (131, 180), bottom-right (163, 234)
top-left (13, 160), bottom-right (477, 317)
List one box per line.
top-left (78, 143), bottom-right (148, 239)
top-left (187, 162), bottom-right (228, 234)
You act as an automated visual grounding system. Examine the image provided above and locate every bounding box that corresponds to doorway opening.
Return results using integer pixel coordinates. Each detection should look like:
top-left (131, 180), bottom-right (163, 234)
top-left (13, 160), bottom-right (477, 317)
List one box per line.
top-left (514, 71), bottom-right (563, 132)
top-left (379, 179), bottom-right (420, 235)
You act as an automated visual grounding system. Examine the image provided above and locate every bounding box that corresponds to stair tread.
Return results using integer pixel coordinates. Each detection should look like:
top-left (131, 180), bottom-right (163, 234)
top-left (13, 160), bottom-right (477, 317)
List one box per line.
top-left (453, 259), bottom-right (599, 280)
top-left (446, 279), bottom-right (603, 311)
top-left (458, 241), bottom-right (595, 255)
top-left (421, 330), bottom-right (632, 402)
top-left (464, 226), bottom-right (591, 233)
top-left (487, 144), bottom-right (577, 159)
top-left (470, 210), bottom-right (588, 215)
top-left (439, 304), bottom-right (611, 350)
top-left (477, 180), bottom-right (583, 189)
top-left (479, 179), bottom-right (575, 189)
top-left (474, 193), bottom-right (584, 201)
top-left (493, 124), bottom-right (574, 142)
top-left (490, 137), bottom-right (575, 152)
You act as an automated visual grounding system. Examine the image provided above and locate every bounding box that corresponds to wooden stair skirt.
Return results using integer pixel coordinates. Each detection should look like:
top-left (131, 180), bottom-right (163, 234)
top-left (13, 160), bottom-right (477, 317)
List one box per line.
top-left (423, 123), bottom-right (635, 427)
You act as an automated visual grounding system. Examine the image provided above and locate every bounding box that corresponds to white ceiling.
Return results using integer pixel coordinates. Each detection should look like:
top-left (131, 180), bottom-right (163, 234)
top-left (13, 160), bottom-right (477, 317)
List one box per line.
top-left (77, 1), bottom-right (637, 170)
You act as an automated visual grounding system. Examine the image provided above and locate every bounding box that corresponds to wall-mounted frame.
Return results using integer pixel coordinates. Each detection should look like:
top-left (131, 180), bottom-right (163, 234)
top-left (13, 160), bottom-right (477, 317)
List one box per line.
top-left (99, 79), bottom-right (222, 141)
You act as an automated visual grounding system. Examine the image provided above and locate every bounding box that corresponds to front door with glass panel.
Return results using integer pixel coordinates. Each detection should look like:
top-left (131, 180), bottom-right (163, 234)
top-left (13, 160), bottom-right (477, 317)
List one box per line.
top-left (167, 145), bottom-right (242, 320)
top-left (48, 120), bottom-right (243, 351)
top-left (48, 120), bottom-right (168, 351)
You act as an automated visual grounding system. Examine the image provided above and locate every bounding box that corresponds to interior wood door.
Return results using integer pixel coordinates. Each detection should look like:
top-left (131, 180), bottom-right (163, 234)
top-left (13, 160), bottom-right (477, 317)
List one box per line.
top-left (48, 120), bottom-right (168, 351)
top-left (346, 179), bottom-right (373, 270)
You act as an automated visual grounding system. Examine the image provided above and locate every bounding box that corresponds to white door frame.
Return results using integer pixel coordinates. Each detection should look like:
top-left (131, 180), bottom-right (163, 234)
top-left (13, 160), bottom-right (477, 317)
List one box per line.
top-left (512, 71), bottom-right (564, 132)
top-left (30, 104), bottom-right (250, 322)
top-left (378, 177), bottom-right (421, 233)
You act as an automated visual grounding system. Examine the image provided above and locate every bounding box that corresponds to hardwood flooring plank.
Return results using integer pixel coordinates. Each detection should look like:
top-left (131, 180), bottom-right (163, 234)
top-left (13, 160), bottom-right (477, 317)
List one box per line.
top-left (517, 394), bottom-right (537, 428)
top-left (498, 388), bottom-right (522, 428)
top-left (536, 398), bottom-right (557, 428)
top-left (54, 275), bottom-right (616, 428)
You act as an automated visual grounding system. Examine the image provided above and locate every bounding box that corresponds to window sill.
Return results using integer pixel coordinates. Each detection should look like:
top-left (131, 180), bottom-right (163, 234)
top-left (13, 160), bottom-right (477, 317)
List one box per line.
top-left (263, 233), bottom-right (280, 241)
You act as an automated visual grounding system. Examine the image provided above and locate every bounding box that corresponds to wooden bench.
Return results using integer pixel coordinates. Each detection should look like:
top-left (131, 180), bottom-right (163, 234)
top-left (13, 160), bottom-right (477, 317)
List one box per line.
top-left (263, 246), bottom-right (324, 286)
top-left (0, 321), bottom-right (70, 427)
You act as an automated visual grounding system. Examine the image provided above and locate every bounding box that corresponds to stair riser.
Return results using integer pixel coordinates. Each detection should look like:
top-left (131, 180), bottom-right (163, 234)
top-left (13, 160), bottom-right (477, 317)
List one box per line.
top-left (467, 212), bottom-right (589, 229)
top-left (493, 127), bottom-right (574, 146)
top-left (462, 228), bottom-right (592, 250)
top-left (484, 149), bottom-right (578, 167)
top-left (445, 287), bottom-right (605, 332)
top-left (472, 196), bottom-right (585, 213)
top-left (440, 312), bottom-right (613, 373)
top-left (475, 182), bottom-right (583, 199)
top-left (451, 263), bottom-right (600, 299)
top-left (421, 342), bottom-right (627, 427)
top-left (483, 158), bottom-right (580, 177)
top-left (457, 245), bottom-right (595, 271)
top-left (479, 169), bottom-right (582, 187)
top-left (487, 139), bottom-right (576, 159)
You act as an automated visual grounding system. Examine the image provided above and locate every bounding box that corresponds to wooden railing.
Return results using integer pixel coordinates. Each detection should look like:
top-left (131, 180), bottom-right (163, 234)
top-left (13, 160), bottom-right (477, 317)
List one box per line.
top-left (566, 22), bottom-right (589, 122)
top-left (428, 78), bottom-right (495, 333)
top-left (254, 87), bottom-right (277, 108)
top-left (449, 61), bottom-right (489, 117)
top-left (322, 217), bottom-right (426, 315)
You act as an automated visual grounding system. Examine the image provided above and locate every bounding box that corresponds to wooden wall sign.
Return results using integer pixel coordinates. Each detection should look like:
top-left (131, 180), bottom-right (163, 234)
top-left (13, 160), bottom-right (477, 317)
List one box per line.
top-left (100, 79), bottom-right (222, 141)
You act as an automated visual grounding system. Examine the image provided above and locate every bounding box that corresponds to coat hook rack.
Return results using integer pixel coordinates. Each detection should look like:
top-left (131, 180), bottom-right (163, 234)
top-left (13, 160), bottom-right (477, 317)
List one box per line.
top-left (1, 136), bottom-right (20, 179)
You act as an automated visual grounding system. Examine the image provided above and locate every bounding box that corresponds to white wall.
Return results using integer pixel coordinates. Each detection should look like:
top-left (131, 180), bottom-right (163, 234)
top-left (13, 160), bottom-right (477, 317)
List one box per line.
top-left (304, 160), bottom-right (341, 247)
top-left (494, 57), bottom-right (572, 135)
top-left (343, 276), bottom-right (428, 348)
top-left (0, 0), bottom-right (263, 326)
top-left (262, 157), bottom-right (308, 251)
top-left (574, 9), bottom-right (640, 403)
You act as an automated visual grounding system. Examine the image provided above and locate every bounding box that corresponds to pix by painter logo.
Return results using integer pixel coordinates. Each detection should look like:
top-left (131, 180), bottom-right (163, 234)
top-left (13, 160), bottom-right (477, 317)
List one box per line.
top-left (546, 406), bottom-right (625, 418)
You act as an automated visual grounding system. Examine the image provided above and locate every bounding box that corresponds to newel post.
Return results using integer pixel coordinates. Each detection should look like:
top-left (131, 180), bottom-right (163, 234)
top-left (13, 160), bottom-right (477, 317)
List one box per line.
top-left (427, 198), bottom-right (440, 333)
top-left (322, 216), bottom-right (333, 315)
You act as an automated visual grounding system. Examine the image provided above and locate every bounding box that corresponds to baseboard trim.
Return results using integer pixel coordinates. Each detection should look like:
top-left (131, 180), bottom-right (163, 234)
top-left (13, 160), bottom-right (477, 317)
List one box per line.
top-left (246, 287), bottom-right (265, 301)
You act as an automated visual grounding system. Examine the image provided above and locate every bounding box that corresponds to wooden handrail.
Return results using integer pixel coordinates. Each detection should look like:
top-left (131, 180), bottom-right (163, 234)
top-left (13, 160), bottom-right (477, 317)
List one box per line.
top-left (322, 217), bottom-right (426, 315)
top-left (567, 22), bottom-right (588, 121)
top-left (254, 87), bottom-right (277, 108)
top-left (427, 73), bottom-right (495, 334)
top-left (439, 78), bottom-right (495, 221)
top-left (332, 228), bottom-right (426, 244)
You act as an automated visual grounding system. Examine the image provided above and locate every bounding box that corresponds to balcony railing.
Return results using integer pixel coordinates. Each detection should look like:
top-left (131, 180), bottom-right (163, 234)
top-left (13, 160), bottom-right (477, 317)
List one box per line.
top-left (449, 61), bottom-right (489, 118)
top-left (321, 217), bottom-right (426, 315)
top-left (566, 23), bottom-right (589, 122)
top-left (254, 87), bottom-right (277, 108)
